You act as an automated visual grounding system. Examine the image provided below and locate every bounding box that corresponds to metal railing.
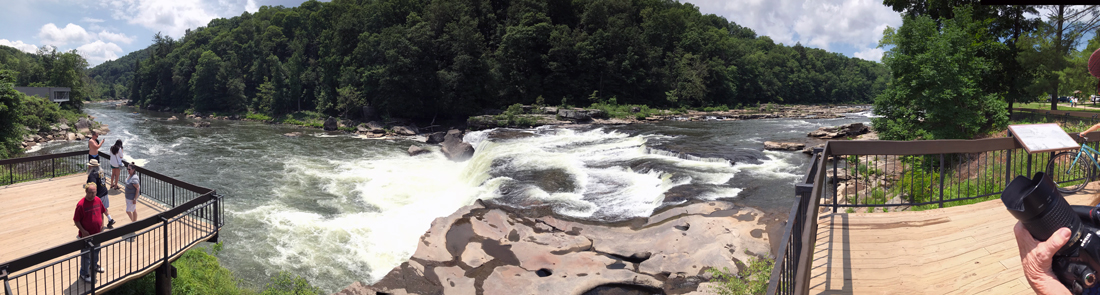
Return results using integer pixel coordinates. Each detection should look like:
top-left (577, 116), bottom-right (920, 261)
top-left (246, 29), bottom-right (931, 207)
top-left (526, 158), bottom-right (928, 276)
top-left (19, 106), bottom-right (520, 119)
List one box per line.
top-left (767, 147), bottom-right (822, 295)
top-left (821, 135), bottom-right (1099, 212)
top-left (766, 128), bottom-right (1100, 294)
top-left (1, 151), bottom-right (89, 186)
top-left (0, 152), bottom-right (223, 295)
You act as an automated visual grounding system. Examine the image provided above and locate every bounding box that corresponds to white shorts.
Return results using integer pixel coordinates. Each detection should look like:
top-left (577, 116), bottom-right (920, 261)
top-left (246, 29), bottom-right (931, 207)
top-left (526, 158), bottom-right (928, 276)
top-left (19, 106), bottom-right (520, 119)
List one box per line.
top-left (126, 199), bottom-right (136, 212)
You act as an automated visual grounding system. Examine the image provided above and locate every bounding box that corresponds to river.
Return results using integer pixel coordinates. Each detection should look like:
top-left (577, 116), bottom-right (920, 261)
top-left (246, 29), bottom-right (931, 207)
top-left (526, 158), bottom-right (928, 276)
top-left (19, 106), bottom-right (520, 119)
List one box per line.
top-left (29, 103), bottom-right (873, 292)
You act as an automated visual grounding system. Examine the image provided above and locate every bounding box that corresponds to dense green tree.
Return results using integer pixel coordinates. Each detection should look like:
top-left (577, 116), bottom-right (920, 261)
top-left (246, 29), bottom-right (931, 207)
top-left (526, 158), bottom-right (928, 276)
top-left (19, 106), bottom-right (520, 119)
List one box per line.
top-left (873, 6), bottom-right (1008, 140)
top-left (0, 70), bottom-right (25, 159)
top-left (98, 0), bottom-right (889, 120)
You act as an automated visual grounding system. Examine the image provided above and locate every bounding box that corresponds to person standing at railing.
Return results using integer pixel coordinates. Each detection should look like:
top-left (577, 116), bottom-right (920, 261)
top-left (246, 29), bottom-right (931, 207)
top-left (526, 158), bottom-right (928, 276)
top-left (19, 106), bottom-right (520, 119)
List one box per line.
top-left (86, 160), bottom-right (115, 229)
top-left (124, 163), bottom-right (140, 222)
top-left (109, 140), bottom-right (124, 190)
top-left (74, 182), bottom-right (106, 283)
top-left (88, 130), bottom-right (104, 163)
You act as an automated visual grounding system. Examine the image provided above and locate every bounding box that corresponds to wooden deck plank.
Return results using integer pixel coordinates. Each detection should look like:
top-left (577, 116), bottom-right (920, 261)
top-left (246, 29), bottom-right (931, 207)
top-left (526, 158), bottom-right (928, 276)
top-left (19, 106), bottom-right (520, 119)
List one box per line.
top-left (0, 174), bottom-right (217, 295)
top-left (808, 182), bottom-right (1100, 294)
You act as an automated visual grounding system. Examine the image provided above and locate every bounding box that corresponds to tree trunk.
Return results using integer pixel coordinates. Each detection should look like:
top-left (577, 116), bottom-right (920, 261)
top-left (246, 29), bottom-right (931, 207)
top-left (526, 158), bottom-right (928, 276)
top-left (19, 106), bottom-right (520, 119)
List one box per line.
top-left (1052, 5), bottom-right (1066, 111)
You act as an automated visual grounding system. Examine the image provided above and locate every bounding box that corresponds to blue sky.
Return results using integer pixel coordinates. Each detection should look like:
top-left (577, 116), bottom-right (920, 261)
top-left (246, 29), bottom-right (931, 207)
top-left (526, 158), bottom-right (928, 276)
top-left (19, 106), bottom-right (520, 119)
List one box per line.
top-left (0, 0), bottom-right (905, 67)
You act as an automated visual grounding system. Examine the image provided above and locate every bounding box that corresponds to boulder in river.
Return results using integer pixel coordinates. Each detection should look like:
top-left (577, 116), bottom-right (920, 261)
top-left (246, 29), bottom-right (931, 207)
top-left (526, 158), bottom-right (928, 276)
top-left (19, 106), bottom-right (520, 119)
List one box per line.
top-left (441, 129), bottom-right (475, 162)
top-left (366, 121), bottom-right (385, 133)
top-left (192, 121), bottom-right (211, 128)
top-left (348, 200), bottom-right (771, 295)
top-left (808, 123), bottom-right (869, 139)
top-left (166, 116), bottom-right (178, 121)
top-left (393, 125), bottom-right (418, 136)
top-left (75, 117), bottom-right (91, 130)
top-left (425, 132), bottom-right (446, 144)
top-left (557, 108), bottom-right (607, 121)
top-left (408, 145), bottom-right (430, 156)
top-left (764, 141), bottom-right (805, 151)
top-left (284, 132), bottom-right (303, 137)
top-left (323, 117), bottom-right (338, 131)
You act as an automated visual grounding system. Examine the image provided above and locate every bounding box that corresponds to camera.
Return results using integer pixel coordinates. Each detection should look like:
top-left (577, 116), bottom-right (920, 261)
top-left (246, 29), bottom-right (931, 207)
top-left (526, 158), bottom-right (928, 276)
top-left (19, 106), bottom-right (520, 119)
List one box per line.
top-left (1004, 172), bottom-right (1100, 294)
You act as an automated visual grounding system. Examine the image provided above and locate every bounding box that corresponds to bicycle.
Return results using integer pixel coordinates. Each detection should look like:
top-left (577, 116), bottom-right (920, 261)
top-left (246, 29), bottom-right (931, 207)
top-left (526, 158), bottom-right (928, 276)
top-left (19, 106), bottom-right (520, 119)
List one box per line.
top-left (1049, 136), bottom-right (1100, 193)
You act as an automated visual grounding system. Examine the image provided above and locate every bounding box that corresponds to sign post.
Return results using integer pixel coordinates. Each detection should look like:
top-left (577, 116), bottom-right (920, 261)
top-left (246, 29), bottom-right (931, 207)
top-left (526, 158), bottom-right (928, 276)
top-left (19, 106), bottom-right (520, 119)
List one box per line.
top-left (1008, 123), bottom-right (1080, 154)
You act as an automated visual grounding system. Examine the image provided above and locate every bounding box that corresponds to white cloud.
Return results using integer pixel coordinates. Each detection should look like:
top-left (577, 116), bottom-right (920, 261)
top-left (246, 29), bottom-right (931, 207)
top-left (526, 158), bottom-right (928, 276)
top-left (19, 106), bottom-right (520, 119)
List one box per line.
top-left (38, 23), bottom-right (93, 46)
top-left (82, 17), bottom-right (105, 23)
top-left (854, 47), bottom-right (885, 62)
top-left (0, 39), bottom-right (38, 53)
top-left (76, 40), bottom-right (124, 66)
top-left (98, 30), bottom-right (135, 44)
top-left (97, 0), bottom-right (256, 38)
top-left (683, 0), bottom-right (900, 51)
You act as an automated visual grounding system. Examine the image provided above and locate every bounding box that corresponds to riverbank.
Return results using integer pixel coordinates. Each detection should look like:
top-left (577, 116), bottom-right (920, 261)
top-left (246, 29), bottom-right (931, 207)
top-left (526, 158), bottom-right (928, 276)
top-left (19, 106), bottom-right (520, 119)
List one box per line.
top-left (118, 101), bottom-right (871, 142)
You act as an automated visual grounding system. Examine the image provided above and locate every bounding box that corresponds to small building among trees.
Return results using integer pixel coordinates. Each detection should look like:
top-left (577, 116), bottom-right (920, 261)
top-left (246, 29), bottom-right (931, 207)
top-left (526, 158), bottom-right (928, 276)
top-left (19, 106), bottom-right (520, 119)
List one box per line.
top-left (13, 87), bottom-right (70, 103)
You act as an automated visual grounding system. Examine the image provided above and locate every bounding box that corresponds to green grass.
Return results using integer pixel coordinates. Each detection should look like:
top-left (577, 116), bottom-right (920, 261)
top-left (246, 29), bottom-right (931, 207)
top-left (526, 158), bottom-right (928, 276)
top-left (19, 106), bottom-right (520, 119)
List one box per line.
top-left (245, 113), bottom-right (273, 121)
top-left (1017, 101), bottom-right (1100, 114)
top-left (105, 242), bottom-right (322, 295)
top-left (706, 255), bottom-right (773, 295)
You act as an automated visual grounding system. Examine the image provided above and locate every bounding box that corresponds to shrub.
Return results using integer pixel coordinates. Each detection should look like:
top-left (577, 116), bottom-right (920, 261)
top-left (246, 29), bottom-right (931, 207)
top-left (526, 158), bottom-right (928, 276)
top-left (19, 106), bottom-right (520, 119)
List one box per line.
top-left (707, 255), bottom-right (773, 295)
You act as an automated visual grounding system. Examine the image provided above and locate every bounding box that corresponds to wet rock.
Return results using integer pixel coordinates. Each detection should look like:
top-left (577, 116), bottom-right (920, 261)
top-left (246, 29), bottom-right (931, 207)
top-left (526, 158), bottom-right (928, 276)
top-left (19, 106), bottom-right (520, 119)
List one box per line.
top-left (411, 203), bottom-right (485, 262)
top-left (482, 265), bottom-right (663, 295)
top-left (66, 132), bottom-right (76, 141)
top-left (323, 117), bottom-right (338, 131)
top-left (75, 117), bottom-right (91, 130)
top-left (192, 121), bottom-right (211, 128)
top-left (166, 116), bottom-right (178, 121)
top-left (441, 129), bottom-right (475, 162)
top-left (763, 141), bottom-right (804, 151)
top-left (471, 210), bottom-right (510, 241)
top-left (425, 132), bottom-right (446, 144)
top-left (802, 144), bottom-right (825, 154)
top-left (394, 125), bottom-right (418, 136)
top-left (408, 145), bottom-right (430, 156)
top-left (284, 132), bottom-right (303, 137)
top-left (487, 129), bottom-right (538, 141)
top-left (557, 109), bottom-right (607, 121)
top-left (366, 121), bottom-right (385, 133)
top-left (433, 265), bottom-right (475, 295)
top-left (460, 242), bottom-right (492, 268)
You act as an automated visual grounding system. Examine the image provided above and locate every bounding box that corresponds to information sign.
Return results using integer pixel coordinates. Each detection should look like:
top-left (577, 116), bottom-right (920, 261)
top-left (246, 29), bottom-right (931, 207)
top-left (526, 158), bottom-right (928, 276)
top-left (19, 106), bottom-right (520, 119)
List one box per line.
top-left (1008, 123), bottom-right (1081, 154)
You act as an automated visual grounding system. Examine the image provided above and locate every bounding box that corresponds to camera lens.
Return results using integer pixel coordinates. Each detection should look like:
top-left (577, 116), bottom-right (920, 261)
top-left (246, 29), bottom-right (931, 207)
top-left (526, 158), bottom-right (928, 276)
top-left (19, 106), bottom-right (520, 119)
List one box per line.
top-left (1002, 172), bottom-right (1081, 242)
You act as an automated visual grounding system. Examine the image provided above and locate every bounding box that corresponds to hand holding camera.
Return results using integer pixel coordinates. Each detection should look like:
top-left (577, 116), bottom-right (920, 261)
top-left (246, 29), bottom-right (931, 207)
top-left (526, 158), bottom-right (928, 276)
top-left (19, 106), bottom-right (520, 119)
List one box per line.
top-left (1005, 172), bottom-right (1100, 294)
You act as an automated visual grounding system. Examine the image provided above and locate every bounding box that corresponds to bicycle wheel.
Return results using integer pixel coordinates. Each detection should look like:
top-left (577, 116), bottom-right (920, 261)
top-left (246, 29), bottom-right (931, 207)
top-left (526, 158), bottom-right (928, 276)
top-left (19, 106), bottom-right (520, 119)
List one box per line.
top-left (1047, 151), bottom-right (1093, 193)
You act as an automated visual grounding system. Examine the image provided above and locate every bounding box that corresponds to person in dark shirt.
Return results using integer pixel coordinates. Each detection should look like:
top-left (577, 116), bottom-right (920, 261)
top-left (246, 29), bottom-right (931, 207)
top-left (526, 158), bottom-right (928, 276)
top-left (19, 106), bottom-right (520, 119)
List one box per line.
top-left (74, 183), bottom-right (106, 283)
top-left (86, 159), bottom-right (115, 229)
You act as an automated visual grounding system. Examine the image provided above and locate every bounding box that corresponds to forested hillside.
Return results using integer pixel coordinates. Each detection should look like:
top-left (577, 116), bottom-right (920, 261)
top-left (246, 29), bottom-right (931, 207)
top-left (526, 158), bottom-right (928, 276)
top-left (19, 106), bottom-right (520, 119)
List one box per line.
top-left (110, 0), bottom-right (889, 120)
top-left (87, 49), bottom-right (148, 100)
top-left (0, 46), bottom-right (91, 158)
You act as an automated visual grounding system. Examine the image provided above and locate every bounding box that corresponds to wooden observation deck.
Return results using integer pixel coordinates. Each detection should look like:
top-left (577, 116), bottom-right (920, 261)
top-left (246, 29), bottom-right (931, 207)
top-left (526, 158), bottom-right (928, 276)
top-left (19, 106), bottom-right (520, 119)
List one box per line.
top-left (1, 151), bottom-right (223, 295)
top-left (808, 184), bottom-right (1100, 294)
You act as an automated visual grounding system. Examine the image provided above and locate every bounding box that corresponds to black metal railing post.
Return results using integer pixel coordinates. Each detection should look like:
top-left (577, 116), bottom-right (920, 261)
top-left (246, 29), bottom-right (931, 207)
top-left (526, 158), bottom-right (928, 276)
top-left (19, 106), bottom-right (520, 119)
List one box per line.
top-left (938, 154), bottom-right (945, 208)
top-left (172, 186), bottom-right (176, 208)
top-left (1027, 153), bottom-right (1033, 176)
top-left (1, 265), bottom-right (11, 295)
top-left (1005, 150), bottom-right (1012, 186)
top-left (51, 158), bottom-right (55, 179)
top-left (156, 216), bottom-right (172, 295)
top-left (832, 153), bottom-right (838, 213)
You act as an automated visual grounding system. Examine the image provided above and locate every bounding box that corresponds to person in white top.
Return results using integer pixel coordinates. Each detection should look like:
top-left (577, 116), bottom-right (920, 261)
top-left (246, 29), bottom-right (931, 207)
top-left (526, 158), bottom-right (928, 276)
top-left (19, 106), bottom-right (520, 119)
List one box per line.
top-left (109, 140), bottom-right (125, 190)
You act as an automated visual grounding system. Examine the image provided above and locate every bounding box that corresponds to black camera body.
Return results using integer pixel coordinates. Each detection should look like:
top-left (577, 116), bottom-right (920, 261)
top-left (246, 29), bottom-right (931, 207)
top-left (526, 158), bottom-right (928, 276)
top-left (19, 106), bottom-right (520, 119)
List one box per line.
top-left (1004, 172), bottom-right (1100, 294)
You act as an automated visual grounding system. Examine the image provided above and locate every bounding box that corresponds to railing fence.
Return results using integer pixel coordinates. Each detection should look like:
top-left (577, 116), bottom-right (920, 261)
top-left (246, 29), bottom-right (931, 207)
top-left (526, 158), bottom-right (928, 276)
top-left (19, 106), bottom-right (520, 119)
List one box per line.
top-left (0, 152), bottom-right (222, 295)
